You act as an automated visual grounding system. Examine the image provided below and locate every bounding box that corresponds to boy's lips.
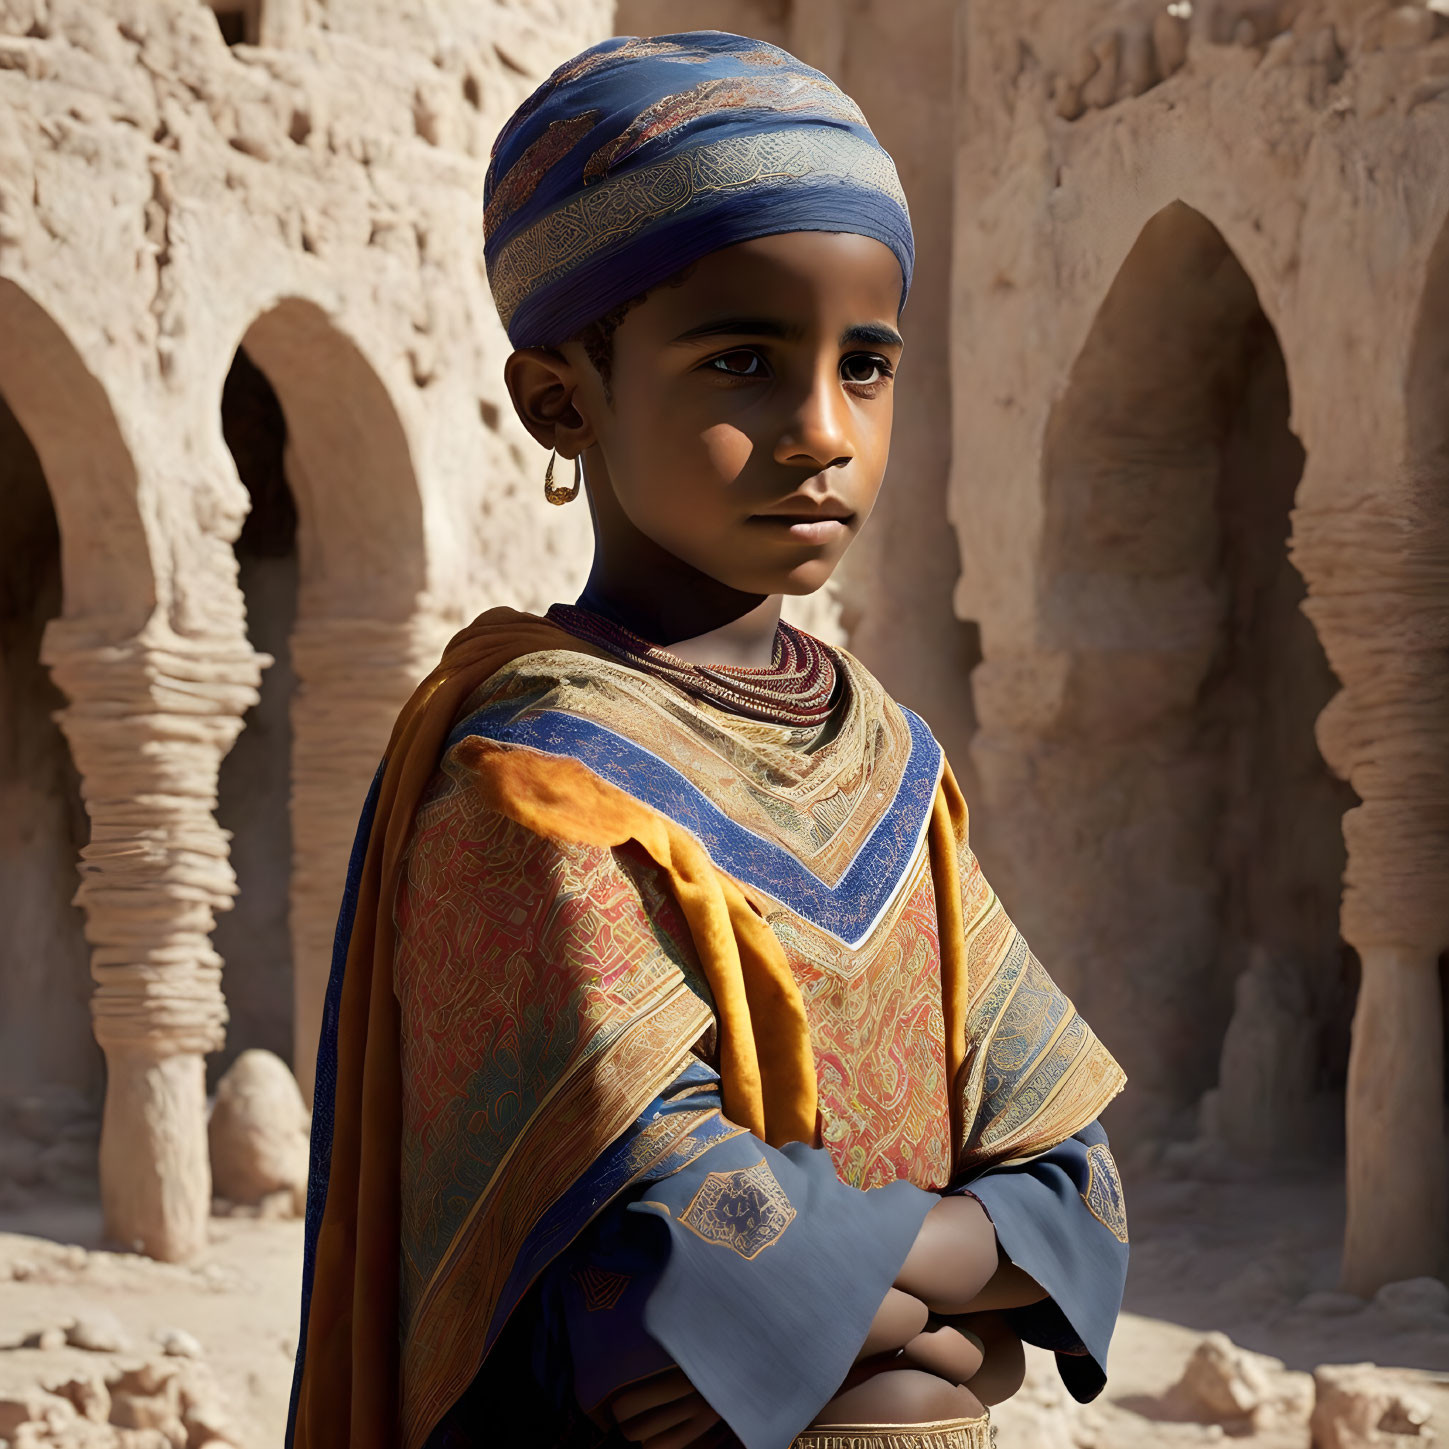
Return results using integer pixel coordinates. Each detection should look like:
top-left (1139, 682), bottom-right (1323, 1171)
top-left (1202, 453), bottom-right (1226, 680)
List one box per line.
top-left (747, 513), bottom-right (855, 545)
top-left (748, 495), bottom-right (856, 546)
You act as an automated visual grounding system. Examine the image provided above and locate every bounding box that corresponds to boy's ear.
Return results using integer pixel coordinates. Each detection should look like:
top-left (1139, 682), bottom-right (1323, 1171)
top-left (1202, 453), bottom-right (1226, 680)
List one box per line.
top-left (503, 346), bottom-right (596, 459)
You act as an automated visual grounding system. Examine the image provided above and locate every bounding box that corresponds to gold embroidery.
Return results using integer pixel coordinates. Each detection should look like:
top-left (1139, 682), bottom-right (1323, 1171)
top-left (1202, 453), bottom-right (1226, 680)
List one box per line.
top-left (455, 648), bottom-right (920, 898)
top-left (438, 646), bottom-right (1123, 1234)
top-left (549, 37), bottom-right (711, 89)
top-left (790, 1414), bottom-right (994, 1448)
top-left (621, 1107), bottom-right (720, 1176)
top-left (581, 74), bottom-right (868, 182)
top-left (734, 45), bottom-right (791, 68)
top-left (956, 910), bottom-right (1126, 1170)
top-left (486, 111), bottom-right (600, 235)
top-left (489, 37), bottom-right (713, 168)
top-left (678, 1156), bottom-right (796, 1259)
top-left (775, 861), bottom-right (954, 1192)
top-left (489, 127), bottom-right (907, 328)
top-left (574, 1265), bottom-right (631, 1312)
top-left (1083, 1141), bottom-right (1129, 1243)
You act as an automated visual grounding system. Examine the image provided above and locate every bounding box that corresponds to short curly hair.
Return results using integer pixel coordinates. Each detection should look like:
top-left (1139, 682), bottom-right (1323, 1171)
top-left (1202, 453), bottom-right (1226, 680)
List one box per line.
top-left (568, 261), bottom-right (699, 401)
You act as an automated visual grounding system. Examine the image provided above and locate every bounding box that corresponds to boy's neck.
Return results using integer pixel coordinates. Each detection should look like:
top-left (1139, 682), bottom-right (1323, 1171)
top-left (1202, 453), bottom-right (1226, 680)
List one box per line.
top-left (575, 576), bottom-right (783, 669)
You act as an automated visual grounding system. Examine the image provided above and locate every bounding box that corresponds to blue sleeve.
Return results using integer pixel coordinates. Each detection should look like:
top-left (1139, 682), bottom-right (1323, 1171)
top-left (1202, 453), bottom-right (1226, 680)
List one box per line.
top-left (953, 1120), bottom-right (1128, 1402)
top-left (536, 1061), bottom-right (938, 1449)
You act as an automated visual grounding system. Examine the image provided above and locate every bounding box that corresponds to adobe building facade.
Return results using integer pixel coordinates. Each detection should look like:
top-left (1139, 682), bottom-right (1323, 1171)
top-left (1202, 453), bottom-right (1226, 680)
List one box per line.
top-left (944, 0), bottom-right (1449, 1297)
top-left (0, 0), bottom-right (614, 1263)
top-left (0, 0), bottom-right (1444, 1295)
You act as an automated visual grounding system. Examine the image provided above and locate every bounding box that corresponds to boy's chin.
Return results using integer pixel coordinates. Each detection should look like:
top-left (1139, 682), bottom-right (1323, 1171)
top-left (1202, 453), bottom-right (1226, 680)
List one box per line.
top-left (776, 550), bottom-right (846, 596)
top-left (713, 564), bottom-right (840, 598)
top-left (775, 558), bottom-right (843, 597)
top-left (687, 551), bottom-right (845, 600)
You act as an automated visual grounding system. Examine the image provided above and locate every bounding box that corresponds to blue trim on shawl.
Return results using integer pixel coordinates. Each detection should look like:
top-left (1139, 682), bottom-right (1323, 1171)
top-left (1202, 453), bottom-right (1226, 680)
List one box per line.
top-left (423, 1063), bottom-right (737, 1448)
top-left (478, 1064), bottom-right (742, 1366)
top-left (446, 703), bottom-right (944, 949)
top-left (289, 793), bottom-right (729, 1449)
top-left (286, 762), bottom-right (384, 1448)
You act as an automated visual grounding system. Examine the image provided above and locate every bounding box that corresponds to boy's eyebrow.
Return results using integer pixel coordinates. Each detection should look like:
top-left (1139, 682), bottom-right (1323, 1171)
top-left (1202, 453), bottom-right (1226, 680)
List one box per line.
top-left (671, 317), bottom-right (905, 348)
top-left (672, 315), bottom-right (804, 343)
top-left (841, 322), bottom-right (904, 349)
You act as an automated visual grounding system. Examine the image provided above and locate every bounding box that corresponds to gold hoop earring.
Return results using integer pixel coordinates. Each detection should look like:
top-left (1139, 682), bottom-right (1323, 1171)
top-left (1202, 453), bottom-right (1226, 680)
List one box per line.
top-left (544, 449), bottom-right (582, 506)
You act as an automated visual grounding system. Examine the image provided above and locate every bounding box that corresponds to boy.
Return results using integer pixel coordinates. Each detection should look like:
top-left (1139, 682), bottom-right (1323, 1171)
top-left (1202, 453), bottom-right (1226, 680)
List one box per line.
top-left (289, 32), bottom-right (1128, 1449)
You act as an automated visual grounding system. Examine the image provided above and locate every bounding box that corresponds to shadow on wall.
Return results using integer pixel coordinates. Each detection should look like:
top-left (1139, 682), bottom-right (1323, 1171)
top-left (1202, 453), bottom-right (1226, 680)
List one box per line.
top-left (212, 349), bottom-right (298, 1087)
top-left (1404, 211), bottom-right (1449, 1114)
top-left (0, 391), bottom-right (100, 1168)
top-left (1034, 200), bottom-right (1355, 1155)
top-left (207, 0), bottom-right (260, 48)
top-left (210, 298), bottom-right (431, 1106)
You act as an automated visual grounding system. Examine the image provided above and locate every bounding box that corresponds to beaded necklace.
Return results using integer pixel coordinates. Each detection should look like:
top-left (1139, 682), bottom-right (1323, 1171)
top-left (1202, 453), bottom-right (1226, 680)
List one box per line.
top-left (546, 602), bottom-right (839, 727)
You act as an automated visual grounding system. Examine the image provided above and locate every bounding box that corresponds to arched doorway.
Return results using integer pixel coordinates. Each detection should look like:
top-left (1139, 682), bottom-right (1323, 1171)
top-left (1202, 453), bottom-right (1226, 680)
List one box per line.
top-left (215, 300), bottom-right (432, 1102)
top-left (1035, 202), bottom-right (1354, 1152)
top-left (0, 278), bottom-right (158, 1218)
top-left (0, 388), bottom-right (98, 1203)
top-left (0, 279), bottom-right (236, 1260)
top-left (212, 349), bottom-right (298, 1083)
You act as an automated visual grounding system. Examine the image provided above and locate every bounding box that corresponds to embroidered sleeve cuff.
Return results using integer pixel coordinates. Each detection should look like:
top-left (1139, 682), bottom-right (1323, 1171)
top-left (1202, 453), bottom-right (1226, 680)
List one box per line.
top-left (955, 1120), bottom-right (1128, 1403)
top-left (631, 1130), bottom-right (937, 1448)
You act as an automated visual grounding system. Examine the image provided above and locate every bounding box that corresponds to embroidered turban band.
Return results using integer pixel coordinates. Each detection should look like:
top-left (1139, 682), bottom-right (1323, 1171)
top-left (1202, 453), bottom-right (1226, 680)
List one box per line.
top-left (482, 31), bottom-right (915, 348)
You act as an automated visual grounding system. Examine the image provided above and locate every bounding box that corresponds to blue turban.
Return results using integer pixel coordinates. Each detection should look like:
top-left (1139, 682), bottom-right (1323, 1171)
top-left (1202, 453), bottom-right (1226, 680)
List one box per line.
top-left (483, 31), bottom-right (914, 349)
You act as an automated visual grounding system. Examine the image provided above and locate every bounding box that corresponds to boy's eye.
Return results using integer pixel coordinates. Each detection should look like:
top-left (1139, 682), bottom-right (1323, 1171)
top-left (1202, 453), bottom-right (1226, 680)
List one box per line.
top-left (708, 349), bottom-right (765, 377)
top-left (841, 353), bottom-right (892, 387)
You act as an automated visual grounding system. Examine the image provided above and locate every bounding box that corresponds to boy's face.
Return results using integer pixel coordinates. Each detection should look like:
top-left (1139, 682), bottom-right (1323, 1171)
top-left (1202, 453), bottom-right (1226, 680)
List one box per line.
top-left (561, 231), bottom-right (904, 597)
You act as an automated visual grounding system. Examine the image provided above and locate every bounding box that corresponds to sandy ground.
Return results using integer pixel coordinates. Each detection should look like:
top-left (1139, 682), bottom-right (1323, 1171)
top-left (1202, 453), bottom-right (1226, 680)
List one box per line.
top-left (1, 1162), bottom-right (1446, 1447)
top-left (0, 1201), bottom-right (303, 1446)
top-left (1029, 1167), bottom-right (1449, 1448)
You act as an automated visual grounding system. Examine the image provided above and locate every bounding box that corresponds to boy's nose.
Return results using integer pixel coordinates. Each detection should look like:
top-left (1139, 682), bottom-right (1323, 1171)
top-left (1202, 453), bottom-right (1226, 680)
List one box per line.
top-left (773, 366), bottom-right (855, 472)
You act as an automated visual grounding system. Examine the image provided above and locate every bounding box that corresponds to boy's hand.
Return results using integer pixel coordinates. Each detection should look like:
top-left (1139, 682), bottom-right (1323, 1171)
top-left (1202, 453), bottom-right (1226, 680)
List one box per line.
top-left (609, 1286), bottom-right (934, 1446)
top-left (895, 1322), bottom-right (986, 1386)
top-left (611, 1369), bottom-right (720, 1449)
top-left (923, 1311), bottom-right (1027, 1406)
top-left (955, 1259), bottom-right (1049, 1314)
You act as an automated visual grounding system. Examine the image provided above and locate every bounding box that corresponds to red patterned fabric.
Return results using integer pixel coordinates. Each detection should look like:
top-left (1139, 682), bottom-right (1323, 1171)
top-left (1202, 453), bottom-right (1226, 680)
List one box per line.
top-left (394, 761), bottom-right (712, 1441)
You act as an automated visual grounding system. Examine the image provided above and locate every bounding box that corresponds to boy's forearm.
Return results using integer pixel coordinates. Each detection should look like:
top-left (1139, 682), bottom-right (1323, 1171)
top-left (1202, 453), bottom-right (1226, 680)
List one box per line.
top-left (954, 1260), bottom-right (1049, 1314)
top-left (892, 1195), bottom-right (1001, 1314)
top-left (894, 1195), bottom-right (1050, 1316)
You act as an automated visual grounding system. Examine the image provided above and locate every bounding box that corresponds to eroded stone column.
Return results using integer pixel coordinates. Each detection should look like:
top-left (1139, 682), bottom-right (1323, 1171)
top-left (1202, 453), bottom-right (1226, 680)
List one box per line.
top-left (42, 617), bottom-right (264, 1262)
top-left (289, 614), bottom-right (450, 1105)
top-left (1295, 505), bottom-right (1449, 1294)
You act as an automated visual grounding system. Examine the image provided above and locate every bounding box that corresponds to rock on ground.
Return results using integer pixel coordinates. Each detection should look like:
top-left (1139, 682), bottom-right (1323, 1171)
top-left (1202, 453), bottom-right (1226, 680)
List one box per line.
top-left (154, 1330), bottom-right (201, 1361)
top-left (1372, 1278), bottom-right (1449, 1329)
top-left (1167, 1331), bottom-right (1314, 1430)
top-left (987, 1346), bottom-right (1104, 1449)
top-left (0, 1353), bottom-right (239, 1448)
top-left (63, 1314), bottom-right (129, 1356)
top-left (206, 1052), bottom-right (309, 1213)
top-left (1311, 1363), bottom-right (1435, 1448)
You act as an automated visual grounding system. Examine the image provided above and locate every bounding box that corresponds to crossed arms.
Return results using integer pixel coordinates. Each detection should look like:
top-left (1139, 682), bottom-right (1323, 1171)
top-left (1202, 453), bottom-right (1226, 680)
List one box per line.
top-left (610, 1193), bottom-right (1045, 1449)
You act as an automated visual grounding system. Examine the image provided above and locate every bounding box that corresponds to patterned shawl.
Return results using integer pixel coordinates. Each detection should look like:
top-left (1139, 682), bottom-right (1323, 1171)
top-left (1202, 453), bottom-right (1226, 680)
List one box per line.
top-left (287, 609), bottom-right (1125, 1449)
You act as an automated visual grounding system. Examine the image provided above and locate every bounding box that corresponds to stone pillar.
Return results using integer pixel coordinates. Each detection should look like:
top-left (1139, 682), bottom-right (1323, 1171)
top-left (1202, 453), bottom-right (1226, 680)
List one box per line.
top-left (288, 615), bottom-right (448, 1105)
top-left (42, 617), bottom-right (264, 1262)
top-left (1294, 505), bottom-right (1449, 1295)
